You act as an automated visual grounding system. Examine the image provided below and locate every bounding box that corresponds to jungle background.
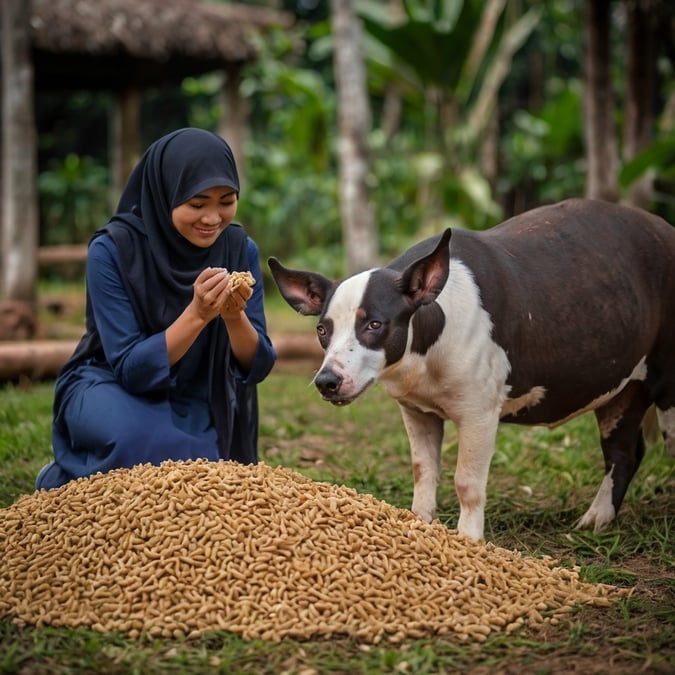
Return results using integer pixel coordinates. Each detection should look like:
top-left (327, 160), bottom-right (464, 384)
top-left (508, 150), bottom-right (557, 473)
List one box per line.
top-left (3, 0), bottom-right (675, 307)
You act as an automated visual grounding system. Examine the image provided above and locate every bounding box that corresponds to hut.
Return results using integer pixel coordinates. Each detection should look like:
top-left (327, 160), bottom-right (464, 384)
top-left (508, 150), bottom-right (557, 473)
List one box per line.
top-left (29, 0), bottom-right (294, 190)
top-left (0, 0), bottom-right (293, 340)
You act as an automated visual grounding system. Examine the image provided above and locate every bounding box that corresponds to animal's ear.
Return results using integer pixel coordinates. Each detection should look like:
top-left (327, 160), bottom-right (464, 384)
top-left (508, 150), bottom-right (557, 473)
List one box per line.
top-left (268, 258), bottom-right (334, 316)
top-left (398, 229), bottom-right (451, 306)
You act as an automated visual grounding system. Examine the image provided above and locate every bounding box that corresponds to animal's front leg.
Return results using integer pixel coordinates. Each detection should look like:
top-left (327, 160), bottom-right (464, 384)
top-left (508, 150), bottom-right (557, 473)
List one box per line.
top-left (399, 405), bottom-right (444, 523)
top-left (454, 415), bottom-right (500, 541)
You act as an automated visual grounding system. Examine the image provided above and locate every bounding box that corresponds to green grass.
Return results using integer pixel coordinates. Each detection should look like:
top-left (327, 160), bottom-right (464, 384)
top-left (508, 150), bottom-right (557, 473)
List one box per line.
top-left (1, 363), bottom-right (674, 674)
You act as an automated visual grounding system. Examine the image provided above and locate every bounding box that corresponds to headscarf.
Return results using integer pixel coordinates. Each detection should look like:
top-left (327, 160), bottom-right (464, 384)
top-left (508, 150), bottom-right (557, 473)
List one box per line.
top-left (56, 128), bottom-right (253, 461)
top-left (105, 127), bottom-right (244, 333)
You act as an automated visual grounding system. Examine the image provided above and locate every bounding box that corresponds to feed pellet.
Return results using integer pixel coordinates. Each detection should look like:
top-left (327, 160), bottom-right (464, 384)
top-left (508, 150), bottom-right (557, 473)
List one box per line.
top-left (0, 459), bottom-right (630, 642)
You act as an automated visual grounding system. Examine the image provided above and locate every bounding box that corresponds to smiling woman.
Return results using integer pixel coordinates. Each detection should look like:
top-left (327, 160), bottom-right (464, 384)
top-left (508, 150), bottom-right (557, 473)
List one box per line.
top-left (171, 186), bottom-right (239, 247)
top-left (35, 128), bottom-right (277, 491)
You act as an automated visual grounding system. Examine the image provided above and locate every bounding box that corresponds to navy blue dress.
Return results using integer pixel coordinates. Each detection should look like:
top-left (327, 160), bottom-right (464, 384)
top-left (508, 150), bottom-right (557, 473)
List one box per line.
top-left (41, 234), bottom-right (276, 489)
top-left (37, 128), bottom-right (277, 490)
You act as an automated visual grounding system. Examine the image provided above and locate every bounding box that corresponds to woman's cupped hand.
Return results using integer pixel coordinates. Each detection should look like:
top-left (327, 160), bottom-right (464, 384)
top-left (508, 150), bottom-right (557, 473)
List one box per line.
top-left (191, 267), bottom-right (253, 324)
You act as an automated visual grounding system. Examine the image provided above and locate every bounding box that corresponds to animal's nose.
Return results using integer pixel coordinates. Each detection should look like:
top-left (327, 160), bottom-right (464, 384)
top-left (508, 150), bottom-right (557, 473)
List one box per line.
top-left (315, 369), bottom-right (342, 395)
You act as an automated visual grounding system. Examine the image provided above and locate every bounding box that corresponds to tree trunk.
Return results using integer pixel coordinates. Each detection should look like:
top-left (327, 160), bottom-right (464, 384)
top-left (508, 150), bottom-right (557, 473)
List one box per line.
top-left (110, 87), bottom-right (141, 206)
top-left (1, 0), bottom-right (39, 334)
top-left (329, 0), bottom-right (378, 275)
top-left (622, 0), bottom-right (658, 208)
top-left (218, 65), bottom-right (249, 189)
top-left (583, 0), bottom-right (618, 202)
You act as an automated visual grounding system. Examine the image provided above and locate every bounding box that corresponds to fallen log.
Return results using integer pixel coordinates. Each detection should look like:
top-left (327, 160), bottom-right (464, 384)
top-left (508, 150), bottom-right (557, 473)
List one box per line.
top-left (271, 332), bottom-right (323, 362)
top-left (37, 245), bottom-right (88, 267)
top-left (0, 340), bottom-right (77, 381)
top-left (0, 333), bottom-right (323, 381)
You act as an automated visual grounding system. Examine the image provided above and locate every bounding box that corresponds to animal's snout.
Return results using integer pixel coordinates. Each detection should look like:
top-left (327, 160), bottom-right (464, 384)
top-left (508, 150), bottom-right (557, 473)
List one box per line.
top-left (315, 369), bottom-right (343, 396)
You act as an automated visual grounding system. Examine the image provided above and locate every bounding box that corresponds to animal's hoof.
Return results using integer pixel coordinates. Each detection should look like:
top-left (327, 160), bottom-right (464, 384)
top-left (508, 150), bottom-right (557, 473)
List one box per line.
top-left (574, 510), bottom-right (615, 533)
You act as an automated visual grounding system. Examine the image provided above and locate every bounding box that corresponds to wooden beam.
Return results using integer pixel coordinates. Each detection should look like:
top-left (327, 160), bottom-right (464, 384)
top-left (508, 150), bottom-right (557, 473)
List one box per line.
top-left (0, 340), bottom-right (76, 380)
top-left (0, 333), bottom-right (323, 381)
top-left (37, 245), bottom-right (88, 267)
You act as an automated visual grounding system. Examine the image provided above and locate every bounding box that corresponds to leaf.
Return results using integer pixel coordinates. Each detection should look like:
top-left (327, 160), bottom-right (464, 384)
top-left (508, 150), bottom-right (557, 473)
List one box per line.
top-left (619, 133), bottom-right (675, 187)
top-left (463, 7), bottom-right (542, 143)
top-left (360, 1), bottom-right (481, 89)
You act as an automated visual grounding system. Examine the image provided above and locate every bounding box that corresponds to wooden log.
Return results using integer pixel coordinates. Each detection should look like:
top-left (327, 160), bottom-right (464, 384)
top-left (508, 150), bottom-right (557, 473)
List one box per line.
top-left (271, 332), bottom-right (322, 361)
top-left (37, 245), bottom-right (88, 267)
top-left (0, 333), bottom-right (323, 381)
top-left (0, 340), bottom-right (76, 380)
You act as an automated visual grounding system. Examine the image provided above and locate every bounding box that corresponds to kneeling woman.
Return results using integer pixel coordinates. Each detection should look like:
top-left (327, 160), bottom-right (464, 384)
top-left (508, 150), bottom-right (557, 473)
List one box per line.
top-left (37, 128), bottom-right (277, 489)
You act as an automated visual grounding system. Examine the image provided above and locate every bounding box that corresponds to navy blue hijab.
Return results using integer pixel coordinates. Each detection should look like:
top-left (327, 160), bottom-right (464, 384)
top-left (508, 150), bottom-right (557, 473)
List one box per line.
top-left (57, 128), bottom-right (255, 462)
top-left (106, 127), bottom-right (244, 333)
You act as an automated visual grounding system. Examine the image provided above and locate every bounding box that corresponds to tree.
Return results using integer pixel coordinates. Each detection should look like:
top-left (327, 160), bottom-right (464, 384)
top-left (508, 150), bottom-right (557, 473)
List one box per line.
top-left (330, 0), bottom-right (378, 274)
top-left (0, 0), bottom-right (39, 337)
top-left (360, 0), bottom-right (540, 228)
top-left (622, 0), bottom-right (661, 207)
top-left (583, 0), bottom-right (619, 201)
top-left (582, 0), bottom-right (674, 207)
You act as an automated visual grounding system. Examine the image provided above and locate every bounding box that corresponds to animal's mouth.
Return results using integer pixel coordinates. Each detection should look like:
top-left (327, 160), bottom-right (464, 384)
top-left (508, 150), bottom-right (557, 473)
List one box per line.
top-left (326, 396), bottom-right (355, 407)
top-left (318, 378), bottom-right (375, 406)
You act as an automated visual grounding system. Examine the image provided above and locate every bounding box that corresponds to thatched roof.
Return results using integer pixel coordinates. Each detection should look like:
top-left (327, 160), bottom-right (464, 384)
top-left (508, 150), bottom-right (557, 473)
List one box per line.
top-left (30, 0), bottom-right (294, 90)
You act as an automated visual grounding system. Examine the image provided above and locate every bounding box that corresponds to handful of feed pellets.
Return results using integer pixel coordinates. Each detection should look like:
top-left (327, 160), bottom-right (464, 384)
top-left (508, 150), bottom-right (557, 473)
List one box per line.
top-left (228, 269), bottom-right (255, 290)
top-left (223, 269), bottom-right (255, 312)
top-left (0, 459), bottom-right (630, 642)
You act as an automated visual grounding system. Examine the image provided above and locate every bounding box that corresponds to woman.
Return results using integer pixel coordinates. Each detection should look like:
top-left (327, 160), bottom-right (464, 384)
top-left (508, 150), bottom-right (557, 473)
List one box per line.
top-left (36, 128), bottom-right (277, 490)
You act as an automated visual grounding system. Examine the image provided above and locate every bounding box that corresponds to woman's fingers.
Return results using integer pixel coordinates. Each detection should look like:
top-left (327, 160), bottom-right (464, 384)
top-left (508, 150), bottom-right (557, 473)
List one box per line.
top-left (194, 268), bottom-right (254, 320)
top-left (193, 268), bottom-right (230, 318)
top-left (236, 283), bottom-right (253, 302)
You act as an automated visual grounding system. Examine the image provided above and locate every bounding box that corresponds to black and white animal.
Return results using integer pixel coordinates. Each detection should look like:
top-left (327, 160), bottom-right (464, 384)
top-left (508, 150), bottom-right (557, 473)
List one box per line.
top-left (268, 199), bottom-right (675, 541)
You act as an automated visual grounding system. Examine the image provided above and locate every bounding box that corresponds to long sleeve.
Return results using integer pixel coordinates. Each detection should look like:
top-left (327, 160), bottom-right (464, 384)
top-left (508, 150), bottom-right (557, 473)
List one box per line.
top-left (86, 236), bottom-right (171, 394)
top-left (238, 237), bottom-right (277, 384)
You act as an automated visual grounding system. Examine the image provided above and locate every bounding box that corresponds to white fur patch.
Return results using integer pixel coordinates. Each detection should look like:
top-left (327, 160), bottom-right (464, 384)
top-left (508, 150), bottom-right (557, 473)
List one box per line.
top-left (382, 259), bottom-right (510, 422)
top-left (318, 271), bottom-right (386, 399)
top-left (576, 465), bottom-right (616, 532)
top-left (500, 386), bottom-right (547, 418)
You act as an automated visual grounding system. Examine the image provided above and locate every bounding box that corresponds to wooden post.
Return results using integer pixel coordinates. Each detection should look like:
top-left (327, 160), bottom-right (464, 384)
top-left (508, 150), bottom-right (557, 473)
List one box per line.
top-left (1, 0), bottom-right (39, 327)
top-left (218, 65), bottom-right (249, 187)
top-left (110, 87), bottom-right (141, 207)
top-left (583, 0), bottom-right (618, 202)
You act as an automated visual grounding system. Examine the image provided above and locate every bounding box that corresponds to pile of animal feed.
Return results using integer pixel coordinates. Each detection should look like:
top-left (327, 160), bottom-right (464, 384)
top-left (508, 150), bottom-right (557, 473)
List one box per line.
top-left (0, 459), bottom-right (630, 643)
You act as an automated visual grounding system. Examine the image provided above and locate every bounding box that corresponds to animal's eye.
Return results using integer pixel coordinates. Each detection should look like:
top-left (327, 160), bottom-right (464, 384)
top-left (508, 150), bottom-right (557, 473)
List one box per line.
top-left (367, 320), bottom-right (382, 330)
top-left (317, 324), bottom-right (327, 337)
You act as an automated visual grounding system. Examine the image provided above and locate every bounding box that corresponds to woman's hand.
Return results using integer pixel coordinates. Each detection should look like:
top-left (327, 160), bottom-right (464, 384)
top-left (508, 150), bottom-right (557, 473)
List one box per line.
top-left (219, 282), bottom-right (253, 321)
top-left (167, 268), bottom-right (258, 368)
top-left (191, 267), bottom-right (231, 322)
top-left (219, 273), bottom-right (258, 371)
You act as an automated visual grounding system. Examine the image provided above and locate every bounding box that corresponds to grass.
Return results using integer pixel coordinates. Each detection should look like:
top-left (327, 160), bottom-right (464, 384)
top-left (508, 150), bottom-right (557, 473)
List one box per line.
top-left (0, 285), bottom-right (673, 673)
top-left (0, 367), bottom-right (673, 674)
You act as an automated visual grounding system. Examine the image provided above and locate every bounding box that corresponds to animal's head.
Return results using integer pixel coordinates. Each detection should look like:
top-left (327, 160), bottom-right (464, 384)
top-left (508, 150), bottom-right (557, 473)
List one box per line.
top-left (268, 229), bottom-right (451, 404)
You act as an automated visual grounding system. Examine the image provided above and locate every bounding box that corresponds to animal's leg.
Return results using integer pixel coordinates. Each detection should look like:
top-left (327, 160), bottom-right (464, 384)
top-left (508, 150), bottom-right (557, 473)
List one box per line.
top-left (454, 414), bottom-right (500, 541)
top-left (399, 405), bottom-right (444, 523)
top-left (577, 382), bottom-right (651, 532)
top-left (656, 406), bottom-right (675, 457)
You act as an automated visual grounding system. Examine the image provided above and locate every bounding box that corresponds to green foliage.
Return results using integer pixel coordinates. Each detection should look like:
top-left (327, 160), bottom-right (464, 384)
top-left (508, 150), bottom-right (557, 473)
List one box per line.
top-left (182, 72), bottom-right (227, 130)
top-left (32, 0), bottom-right (675, 275)
top-left (360, 0), bottom-right (480, 91)
top-left (620, 131), bottom-right (675, 187)
top-left (38, 154), bottom-right (111, 245)
top-left (359, 0), bottom-right (541, 229)
top-left (498, 78), bottom-right (586, 205)
top-left (232, 28), bottom-right (342, 272)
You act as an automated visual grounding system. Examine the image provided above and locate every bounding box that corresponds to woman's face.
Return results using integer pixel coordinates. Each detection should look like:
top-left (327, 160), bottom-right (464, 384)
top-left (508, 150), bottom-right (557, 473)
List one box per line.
top-left (171, 186), bottom-right (238, 248)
